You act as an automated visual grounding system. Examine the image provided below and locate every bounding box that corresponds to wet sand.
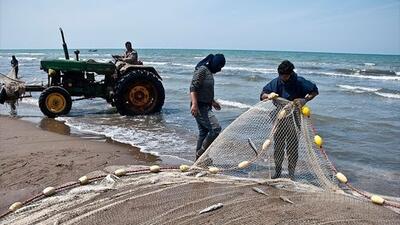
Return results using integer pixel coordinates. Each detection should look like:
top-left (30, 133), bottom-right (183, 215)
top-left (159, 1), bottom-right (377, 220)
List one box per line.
top-left (0, 116), bottom-right (161, 214)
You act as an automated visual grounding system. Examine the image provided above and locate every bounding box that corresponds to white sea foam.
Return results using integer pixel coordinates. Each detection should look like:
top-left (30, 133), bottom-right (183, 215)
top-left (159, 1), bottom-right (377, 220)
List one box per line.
top-left (337, 84), bottom-right (400, 99)
top-left (375, 92), bottom-right (400, 99)
top-left (337, 85), bottom-right (380, 93)
top-left (19, 97), bottom-right (39, 106)
top-left (321, 72), bottom-right (400, 81)
top-left (396, 72), bottom-right (400, 76)
top-left (145, 61), bottom-right (168, 65)
top-left (16, 53), bottom-right (46, 56)
top-left (18, 57), bottom-right (38, 61)
top-left (171, 63), bottom-right (192, 68)
top-left (224, 66), bottom-right (275, 74)
top-left (217, 99), bottom-right (252, 109)
top-left (171, 63), bottom-right (275, 74)
top-left (58, 117), bottom-right (191, 157)
top-left (363, 63), bottom-right (376, 66)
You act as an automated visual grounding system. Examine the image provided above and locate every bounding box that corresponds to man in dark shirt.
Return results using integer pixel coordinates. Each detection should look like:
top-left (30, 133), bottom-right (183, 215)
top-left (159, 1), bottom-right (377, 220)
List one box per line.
top-left (260, 60), bottom-right (318, 179)
top-left (11, 55), bottom-right (19, 78)
top-left (190, 54), bottom-right (225, 160)
top-left (113, 41), bottom-right (142, 71)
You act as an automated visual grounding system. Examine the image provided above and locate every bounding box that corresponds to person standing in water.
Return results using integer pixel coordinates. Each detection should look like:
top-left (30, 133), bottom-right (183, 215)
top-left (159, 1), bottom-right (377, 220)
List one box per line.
top-left (260, 60), bottom-right (318, 180)
top-left (190, 54), bottom-right (226, 160)
top-left (10, 55), bottom-right (19, 78)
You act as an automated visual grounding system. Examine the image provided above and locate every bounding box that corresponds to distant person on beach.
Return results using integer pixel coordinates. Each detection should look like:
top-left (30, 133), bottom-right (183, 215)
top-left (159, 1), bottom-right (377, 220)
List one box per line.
top-left (113, 41), bottom-right (142, 70)
top-left (260, 60), bottom-right (318, 180)
top-left (190, 54), bottom-right (226, 160)
top-left (11, 55), bottom-right (19, 78)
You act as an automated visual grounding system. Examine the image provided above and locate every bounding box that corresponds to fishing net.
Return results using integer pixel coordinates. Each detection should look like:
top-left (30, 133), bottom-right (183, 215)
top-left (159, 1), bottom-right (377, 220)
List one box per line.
top-left (1, 99), bottom-right (400, 225)
top-left (194, 98), bottom-right (336, 190)
top-left (0, 71), bottom-right (25, 112)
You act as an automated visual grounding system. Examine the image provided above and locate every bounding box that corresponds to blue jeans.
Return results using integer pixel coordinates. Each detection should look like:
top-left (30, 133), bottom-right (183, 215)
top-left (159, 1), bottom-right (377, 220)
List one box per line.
top-left (194, 105), bottom-right (221, 159)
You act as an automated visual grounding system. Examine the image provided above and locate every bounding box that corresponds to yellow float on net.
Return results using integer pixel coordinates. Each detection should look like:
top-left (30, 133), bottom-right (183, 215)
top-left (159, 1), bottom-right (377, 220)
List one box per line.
top-left (301, 106), bottom-right (311, 117)
top-left (114, 168), bottom-right (127, 177)
top-left (150, 165), bottom-right (161, 173)
top-left (208, 167), bottom-right (220, 174)
top-left (43, 187), bottom-right (56, 196)
top-left (262, 139), bottom-right (271, 151)
top-left (371, 195), bottom-right (385, 205)
top-left (335, 172), bottom-right (348, 183)
top-left (9, 202), bottom-right (23, 212)
top-left (78, 175), bottom-right (89, 185)
top-left (238, 161), bottom-right (250, 169)
top-left (179, 164), bottom-right (190, 172)
top-left (314, 135), bottom-right (323, 148)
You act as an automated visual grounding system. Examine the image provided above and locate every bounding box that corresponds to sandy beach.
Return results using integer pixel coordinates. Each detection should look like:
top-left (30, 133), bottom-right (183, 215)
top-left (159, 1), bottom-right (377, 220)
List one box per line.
top-left (0, 116), bottom-right (399, 224)
top-left (0, 116), bottom-right (161, 214)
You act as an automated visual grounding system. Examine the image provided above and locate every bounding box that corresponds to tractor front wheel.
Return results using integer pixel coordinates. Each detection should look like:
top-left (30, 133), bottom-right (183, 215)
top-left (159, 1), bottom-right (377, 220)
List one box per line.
top-left (39, 86), bottom-right (72, 118)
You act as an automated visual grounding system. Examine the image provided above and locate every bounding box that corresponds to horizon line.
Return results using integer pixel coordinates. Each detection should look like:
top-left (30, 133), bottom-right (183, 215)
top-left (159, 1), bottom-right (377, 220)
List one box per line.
top-left (0, 47), bottom-right (399, 56)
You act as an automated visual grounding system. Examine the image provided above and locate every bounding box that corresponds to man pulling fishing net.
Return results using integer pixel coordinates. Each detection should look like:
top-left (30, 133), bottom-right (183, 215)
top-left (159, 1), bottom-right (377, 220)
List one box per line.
top-left (260, 60), bottom-right (318, 180)
top-left (0, 68), bottom-right (25, 115)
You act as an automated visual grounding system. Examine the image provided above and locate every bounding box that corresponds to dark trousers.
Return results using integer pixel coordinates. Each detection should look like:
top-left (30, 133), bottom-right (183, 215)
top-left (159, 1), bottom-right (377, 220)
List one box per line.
top-left (14, 67), bottom-right (18, 78)
top-left (273, 117), bottom-right (299, 178)
top-left (194, 105), bottom-right (221, 160)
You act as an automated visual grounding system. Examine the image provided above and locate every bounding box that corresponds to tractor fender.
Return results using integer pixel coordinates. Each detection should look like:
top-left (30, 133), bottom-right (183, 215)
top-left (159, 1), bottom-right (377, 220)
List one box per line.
top-left (122, 65), bottom-right (162, 81)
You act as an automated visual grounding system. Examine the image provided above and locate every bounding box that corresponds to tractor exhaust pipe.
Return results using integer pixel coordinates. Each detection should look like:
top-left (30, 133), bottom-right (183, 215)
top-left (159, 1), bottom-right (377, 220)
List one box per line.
top-left (59, 28), bottom-right (69, 60)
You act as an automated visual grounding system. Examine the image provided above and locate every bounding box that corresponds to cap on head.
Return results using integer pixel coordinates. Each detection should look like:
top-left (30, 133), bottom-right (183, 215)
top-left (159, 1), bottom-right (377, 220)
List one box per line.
top-left (278, 60), bottom-right (295, 75)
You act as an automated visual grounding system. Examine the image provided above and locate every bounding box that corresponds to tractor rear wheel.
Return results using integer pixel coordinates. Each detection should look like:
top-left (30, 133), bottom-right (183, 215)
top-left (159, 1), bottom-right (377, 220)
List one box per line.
top-left (114, 70), bottom-right (165, 116)
top-left (39, 86), bottom-right (72, 118)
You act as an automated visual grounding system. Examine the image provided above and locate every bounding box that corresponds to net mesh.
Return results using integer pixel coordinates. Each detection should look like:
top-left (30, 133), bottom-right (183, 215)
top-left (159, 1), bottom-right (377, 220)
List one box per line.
top-left (0, 71), bottom-right (25, 98)
top-left (1, 99), bottom-right (400, 225)
top-left (194, 98), bottom-right (337, 190)
top-left (0, 71), bottom-right (25, 114)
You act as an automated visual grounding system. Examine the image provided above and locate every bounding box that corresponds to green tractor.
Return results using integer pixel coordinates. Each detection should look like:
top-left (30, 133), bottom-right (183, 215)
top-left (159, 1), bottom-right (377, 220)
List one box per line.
top-left (31, 28), bottom-right (165, 118)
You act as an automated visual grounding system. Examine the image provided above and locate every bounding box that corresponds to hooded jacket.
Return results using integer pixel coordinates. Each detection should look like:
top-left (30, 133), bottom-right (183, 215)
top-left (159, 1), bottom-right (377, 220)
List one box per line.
top-left (260, 73), bottom-right (318, 101)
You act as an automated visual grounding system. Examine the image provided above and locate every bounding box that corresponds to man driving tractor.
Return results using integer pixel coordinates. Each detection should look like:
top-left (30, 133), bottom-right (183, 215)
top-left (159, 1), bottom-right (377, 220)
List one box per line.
top-left (113, 41), bottom-right (143, 70)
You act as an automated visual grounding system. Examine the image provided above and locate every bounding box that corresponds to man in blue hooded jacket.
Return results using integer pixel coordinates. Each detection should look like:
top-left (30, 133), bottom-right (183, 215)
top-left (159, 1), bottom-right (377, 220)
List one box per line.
top-left (260, 60), bottom-right (318, 179)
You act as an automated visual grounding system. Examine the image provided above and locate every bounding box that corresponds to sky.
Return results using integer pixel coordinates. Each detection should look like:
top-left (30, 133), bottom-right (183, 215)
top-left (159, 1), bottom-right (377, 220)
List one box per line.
top-left (0, 0), bottom-right (399, 54)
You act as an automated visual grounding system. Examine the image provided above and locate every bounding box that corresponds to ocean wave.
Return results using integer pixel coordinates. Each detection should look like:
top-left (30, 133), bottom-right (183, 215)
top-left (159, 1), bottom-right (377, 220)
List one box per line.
top-left (20, 97), bottom-right (39, 106)
top-left (243, 75), bottom-right (267, 81)
top-left (217, 99), bottom-right (252, 109)
top-left (363, 63), bottom-right (376, 66)
top-left (337, 84), bottom-right (400, 99)
top-left (298, 66), bottom-right (323, 70)
top-left (58, 117), bottom-right (191, 157)
top-left (337, 85), bottom-right (380, 93)
top-left (360, 69), bottom-right (396, 76)
top-left (18, 57), bottom-right (39, 61)
top-left (224, 66), bottom-right (275, 74)
top-left (170, 63), bottom-right (276, 74)
top-left (334, 68), bottom-right (396, 76)
top-left (171, 63), bottom-right (193, 68)
top-left (16, 53), bottom-right (46, 56)
top-left (375, 92), bottom-right (400, 99)
top-left (319, 72), bottom-right (400, 81)
top-left (145, 61), bottom-right (168, 65)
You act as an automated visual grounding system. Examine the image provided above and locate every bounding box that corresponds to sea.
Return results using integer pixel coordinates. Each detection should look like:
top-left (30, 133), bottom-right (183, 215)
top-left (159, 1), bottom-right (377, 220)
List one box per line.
top-left (0, 49), bottom-right (399, 196)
